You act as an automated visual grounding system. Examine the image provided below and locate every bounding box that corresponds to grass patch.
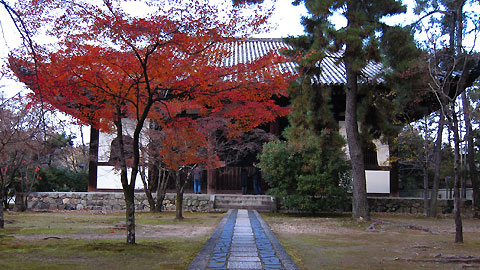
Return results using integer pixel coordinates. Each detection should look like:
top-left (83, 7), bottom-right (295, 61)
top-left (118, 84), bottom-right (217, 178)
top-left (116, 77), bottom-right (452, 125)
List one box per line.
top-left (1, 210), bottom-right (223, 270)
top-left (263, 212), bottom-right (480, 270)
top-left (0, 238), bottom-right (207, 269)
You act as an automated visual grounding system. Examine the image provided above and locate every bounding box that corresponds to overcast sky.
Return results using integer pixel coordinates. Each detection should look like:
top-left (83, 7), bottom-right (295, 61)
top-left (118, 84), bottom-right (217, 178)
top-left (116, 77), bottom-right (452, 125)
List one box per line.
top-left (256, 0), bottom-right (307, 38)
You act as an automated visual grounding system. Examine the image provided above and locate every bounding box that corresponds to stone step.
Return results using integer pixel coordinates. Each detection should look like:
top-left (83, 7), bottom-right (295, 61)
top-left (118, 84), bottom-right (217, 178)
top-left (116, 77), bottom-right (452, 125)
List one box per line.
top-left (213, 195), bottom-right (276, 212)
top-left (215, 197), bottom-right (273, 201)
top-left (214, 206), bottom-right (275, 212)
top-left (215, 195), bottom-right (272, 199)
top-left (215, 195), bottom-right (273, 202)
top-left (214, 199), bottom-right (274, 205)
top-left (214, 204), bottom-right (274, 209)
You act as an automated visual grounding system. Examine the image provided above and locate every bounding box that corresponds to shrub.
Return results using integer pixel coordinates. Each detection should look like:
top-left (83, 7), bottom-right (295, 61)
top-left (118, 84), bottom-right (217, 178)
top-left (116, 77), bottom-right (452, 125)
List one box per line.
top-left (259, 129), bottom-right (351, 213)
top-left (35, 167), bottom-right (88, 192)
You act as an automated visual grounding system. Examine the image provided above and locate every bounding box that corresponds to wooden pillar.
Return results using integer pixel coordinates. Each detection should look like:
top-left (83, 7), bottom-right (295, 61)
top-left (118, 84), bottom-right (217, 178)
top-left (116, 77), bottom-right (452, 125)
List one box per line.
top-left (207, 168), bottom-right (216, 194)
top-left (88, 127), bottom-right (99, 192)
top-left (207, 132), bottom-right (216, 194)
top-left (269, 119), bottom-right (280, 136)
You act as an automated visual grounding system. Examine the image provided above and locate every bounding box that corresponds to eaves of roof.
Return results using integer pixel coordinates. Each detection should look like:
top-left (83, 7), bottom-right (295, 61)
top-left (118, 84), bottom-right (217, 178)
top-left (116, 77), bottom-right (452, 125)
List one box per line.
top-left (223, 37), bottom-right (384, 85)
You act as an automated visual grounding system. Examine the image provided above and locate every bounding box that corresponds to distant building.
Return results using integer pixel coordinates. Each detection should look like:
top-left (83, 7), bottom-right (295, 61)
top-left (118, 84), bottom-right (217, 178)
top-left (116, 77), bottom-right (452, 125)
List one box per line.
top-left (88, 38), bottom-right (393, 195)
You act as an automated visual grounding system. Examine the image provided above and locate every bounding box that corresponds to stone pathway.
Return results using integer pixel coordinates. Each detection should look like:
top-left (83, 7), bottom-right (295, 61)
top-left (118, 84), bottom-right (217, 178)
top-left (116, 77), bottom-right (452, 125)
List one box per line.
top-left (188, 209), bottom-right (298, 270)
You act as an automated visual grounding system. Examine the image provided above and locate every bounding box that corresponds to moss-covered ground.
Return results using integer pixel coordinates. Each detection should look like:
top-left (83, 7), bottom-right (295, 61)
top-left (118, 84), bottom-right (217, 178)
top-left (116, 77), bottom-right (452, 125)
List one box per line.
top-left (0, 210), bottom-right (224, 270)
top-left (262, 212), bottom-right (480, 270)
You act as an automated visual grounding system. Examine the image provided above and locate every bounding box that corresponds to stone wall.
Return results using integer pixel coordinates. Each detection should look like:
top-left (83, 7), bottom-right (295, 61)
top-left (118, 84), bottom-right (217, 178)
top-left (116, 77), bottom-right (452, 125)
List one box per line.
top-left (368, 197), bottom-right (471, 214)
top-left (26, 192), bottom-right (472, 214)
top-left (27, 192), bottom-right (214, 212)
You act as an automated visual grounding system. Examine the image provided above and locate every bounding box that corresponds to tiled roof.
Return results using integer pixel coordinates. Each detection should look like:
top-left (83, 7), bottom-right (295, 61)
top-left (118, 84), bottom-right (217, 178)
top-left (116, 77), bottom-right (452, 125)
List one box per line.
top-left (223, 38), bottom-right (383, 85)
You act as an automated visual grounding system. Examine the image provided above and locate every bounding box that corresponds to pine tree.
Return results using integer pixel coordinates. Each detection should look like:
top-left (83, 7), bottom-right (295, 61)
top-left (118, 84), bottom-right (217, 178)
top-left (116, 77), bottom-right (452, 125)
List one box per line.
top-left (288, 0), bottom-right (406, 220)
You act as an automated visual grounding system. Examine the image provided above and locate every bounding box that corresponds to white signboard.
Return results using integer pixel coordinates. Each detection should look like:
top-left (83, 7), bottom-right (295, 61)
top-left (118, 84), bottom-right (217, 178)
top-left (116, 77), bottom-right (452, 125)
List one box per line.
top-left (366, 170), bottom-right (390, 194)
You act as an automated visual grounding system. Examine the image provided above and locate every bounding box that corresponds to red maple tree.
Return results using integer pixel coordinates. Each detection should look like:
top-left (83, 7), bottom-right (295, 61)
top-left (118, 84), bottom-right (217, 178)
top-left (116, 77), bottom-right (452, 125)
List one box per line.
top-left (9, 0), bottom-right (293, 244)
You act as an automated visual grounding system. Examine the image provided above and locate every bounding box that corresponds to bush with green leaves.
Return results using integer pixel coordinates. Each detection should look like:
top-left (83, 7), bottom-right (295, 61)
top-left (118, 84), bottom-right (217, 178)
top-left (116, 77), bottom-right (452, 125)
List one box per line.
top-left (259, 129), bottom-right (351, 213)
top-left (35, 167), bottom-right (88, 192)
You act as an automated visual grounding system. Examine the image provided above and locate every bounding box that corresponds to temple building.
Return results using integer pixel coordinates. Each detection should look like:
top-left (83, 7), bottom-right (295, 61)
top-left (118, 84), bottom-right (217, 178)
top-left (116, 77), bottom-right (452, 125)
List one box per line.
top-left (88, 38), bottom-right (394, 196)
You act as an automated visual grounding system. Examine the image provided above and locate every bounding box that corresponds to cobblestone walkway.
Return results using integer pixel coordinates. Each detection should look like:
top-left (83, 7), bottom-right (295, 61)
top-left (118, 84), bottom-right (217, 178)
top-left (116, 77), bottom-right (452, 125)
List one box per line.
top-left (188, 209), bottom-right (298, 270)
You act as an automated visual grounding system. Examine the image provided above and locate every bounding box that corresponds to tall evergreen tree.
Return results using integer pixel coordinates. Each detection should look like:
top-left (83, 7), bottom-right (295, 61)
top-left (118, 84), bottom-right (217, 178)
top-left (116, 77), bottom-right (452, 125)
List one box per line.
top-left (290, 0), bottom-right (406, 220)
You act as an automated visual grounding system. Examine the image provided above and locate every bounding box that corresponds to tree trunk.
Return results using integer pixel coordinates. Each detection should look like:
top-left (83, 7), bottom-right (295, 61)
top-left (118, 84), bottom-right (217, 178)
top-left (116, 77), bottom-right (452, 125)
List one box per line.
top-left (461, 154), bottom-right (466, 199)
top-left (344, 58), bottom-right (369, 220)
top-left (175, 170), bottom-right (184, 220)
top-left (429, 109), bottom-right (445, 217)
top-left (451, 105), bottom-right (463, 243)
top-left (453, 1), bottom-right (479, 217)
top-left (0, 187), bottom-right (4, 229)
top-left (115, 114), bottom-right (135, 244)
top-left (14, 192), bottom-right (27, 212)
top-left (124, 187), bottom-right (136, 244)
top-left (144, 182), bottom-right (156, 212)
top-left (423, 165), bottom-right (429, 216)
top-left (461, 91), bottom-right (479, 217)
top-left (140, 167), bottom-right (156, 212)
top-left (3, 195), bottom-right (8, 211)
top-left (88, 127), bottom-right (99, 192)
top-left (120, 169), bottom-right (136, 244)
top-left (423, 117), bottom-right (430, 216)
top-left (155, 168), bottom-right (169, 212)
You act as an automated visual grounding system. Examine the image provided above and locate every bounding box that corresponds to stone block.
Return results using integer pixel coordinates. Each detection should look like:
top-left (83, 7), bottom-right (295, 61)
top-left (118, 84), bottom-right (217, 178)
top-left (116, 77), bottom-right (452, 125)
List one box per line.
top-left (92, 194), bottom-right (103, 200)
top-left (208, 261), bottom-right (225, 268)
top-left (264, 264), bottom-right (283, 269)
top-left (262, 257), bottom-right (280, 264)
top-left (228, 257), bottom-right (260, 262)
top-left (230, 252), bottom-right (258, 257)
top-left (39, 202), bottom-right (49, 209)
top-left (230, 247), bottom-right (257, 252)
top-left (227, 261), bottom-right (262, 269)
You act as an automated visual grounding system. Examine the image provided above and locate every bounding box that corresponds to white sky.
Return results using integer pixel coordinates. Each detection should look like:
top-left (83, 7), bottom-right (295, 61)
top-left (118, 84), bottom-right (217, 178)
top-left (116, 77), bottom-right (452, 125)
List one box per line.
top-left (255, 0), bottom-right (307, 38)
